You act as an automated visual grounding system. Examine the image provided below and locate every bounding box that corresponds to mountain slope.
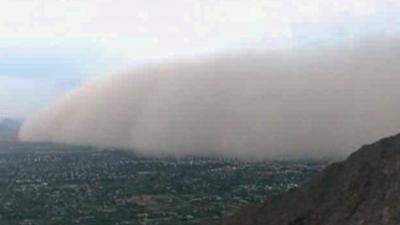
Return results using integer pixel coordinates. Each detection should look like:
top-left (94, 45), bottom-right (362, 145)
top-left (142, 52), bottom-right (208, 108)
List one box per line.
top-left (215, 133), bottom-right (400, 225)
top-left (0, 118), bottom-right (20, 142)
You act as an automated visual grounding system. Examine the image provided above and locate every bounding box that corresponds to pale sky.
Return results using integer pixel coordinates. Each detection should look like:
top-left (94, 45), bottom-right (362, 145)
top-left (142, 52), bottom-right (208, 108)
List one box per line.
top-left (1, 0), bottom-right (400, 118)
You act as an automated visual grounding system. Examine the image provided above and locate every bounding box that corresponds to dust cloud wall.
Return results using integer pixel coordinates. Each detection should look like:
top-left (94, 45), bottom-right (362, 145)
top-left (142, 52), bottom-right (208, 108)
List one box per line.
top-left (19, 38), bottom-right (400, 159)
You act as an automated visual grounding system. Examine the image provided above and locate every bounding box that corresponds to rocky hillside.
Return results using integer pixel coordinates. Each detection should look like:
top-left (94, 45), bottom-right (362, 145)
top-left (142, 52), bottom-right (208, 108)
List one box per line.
top-left (215, 133), bottom-right (400, 225)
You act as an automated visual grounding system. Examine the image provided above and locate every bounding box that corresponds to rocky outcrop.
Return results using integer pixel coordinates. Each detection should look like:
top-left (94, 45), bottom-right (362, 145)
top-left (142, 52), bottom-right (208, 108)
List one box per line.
top-left (216, 133), bottom-right (400, 225)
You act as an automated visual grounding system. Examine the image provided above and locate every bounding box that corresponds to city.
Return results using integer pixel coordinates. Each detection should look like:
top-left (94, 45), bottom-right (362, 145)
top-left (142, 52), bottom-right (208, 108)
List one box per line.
top-left (0, 142), bottom-right (326, 225)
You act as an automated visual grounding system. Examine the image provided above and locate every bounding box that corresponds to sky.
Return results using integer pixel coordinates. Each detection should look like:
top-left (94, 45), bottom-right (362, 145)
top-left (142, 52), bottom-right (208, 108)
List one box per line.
top-left (1, 0), bottom-right (400, 118)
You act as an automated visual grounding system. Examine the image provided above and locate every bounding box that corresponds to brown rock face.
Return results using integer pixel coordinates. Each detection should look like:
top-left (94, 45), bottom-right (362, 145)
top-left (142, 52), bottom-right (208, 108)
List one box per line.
top-left (215, 133), bottom-right (400, 225)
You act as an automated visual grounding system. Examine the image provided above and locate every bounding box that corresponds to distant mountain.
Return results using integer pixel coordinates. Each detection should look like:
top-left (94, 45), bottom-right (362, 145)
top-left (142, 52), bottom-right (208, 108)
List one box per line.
top-left (0, 118), bottom-right (20, 142)
top-left (215, 133), bottom-right (400, 225)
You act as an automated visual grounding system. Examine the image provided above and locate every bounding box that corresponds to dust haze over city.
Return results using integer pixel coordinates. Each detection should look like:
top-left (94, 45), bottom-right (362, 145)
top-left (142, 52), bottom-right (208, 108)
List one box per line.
top-left (2, 0), bottom-right (400, 225)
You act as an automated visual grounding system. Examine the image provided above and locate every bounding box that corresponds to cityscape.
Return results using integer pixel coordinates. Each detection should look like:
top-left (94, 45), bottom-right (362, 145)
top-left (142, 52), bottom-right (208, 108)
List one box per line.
top-left (0, 142), bottom-right (326, 225)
